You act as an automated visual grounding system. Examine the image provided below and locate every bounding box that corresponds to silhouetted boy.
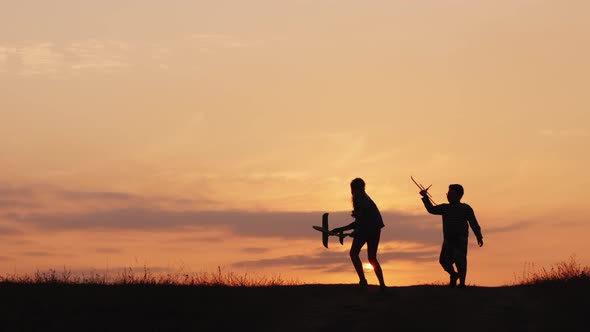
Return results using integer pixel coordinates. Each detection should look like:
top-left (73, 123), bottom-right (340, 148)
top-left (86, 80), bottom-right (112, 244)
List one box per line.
top-left (420, 184), bottom-right (483, 288)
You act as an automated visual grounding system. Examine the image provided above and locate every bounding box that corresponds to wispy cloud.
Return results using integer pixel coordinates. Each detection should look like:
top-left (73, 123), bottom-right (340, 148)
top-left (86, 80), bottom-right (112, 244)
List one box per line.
top-left (188, 34), bottom-right (262, 51)
top-left (95, 247), bottom-right (123, 254)
top-left (0, 225), bottom-right (24, 236)
top-left (0, 185), bottom-right (35, 197)
top-left (0, 40), bottom-right (130, 77)
top-left (174, 236), bottom-right (225, 243)
top-left (150, 45), bottom-right (171, 60)
top-left (11, 208), bottom-right (441, 244)
top-left (231, 247), bottom-right (440, 272)
top-left (539, 129), bottom-right (590, 138)
top-left (241, 247), bottom-right (272, 254)
top-left (21, 251), bottom-right (53, 257)
top-left (0, 46), bottom-right (12, 72)
top-left (4, 181), bottom-right (541, 246)
top-left (66, 39), bottom-right (131, 71)
top-left (0, 199), bottom-right (39, 209)
top-left (232, 250), bottom-right (343, 271)
top-left (16, 42), bottom-right (63, 76)
top-left (486, 220), bottom-right (537, 234)
top-left (1, 181), bottom-right (545, 255)
top-left (63, 190), bottom-right (137, 201)
top-left (0, 182), bottom-right (215, 213)
top-left (0, 34), bottom-right (261, 77)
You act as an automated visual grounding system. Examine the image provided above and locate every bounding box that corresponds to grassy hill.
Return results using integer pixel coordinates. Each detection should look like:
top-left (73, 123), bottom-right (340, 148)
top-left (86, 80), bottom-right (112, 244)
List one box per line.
top-left (2, 258), bottom-right (588, 331)
top-left (2, 280), bottom-right (589, 332)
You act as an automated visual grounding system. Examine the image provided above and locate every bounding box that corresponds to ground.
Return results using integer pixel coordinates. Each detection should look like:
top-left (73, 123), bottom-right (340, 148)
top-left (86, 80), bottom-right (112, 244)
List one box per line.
top-left (2, 281), bottom-right (588, 331)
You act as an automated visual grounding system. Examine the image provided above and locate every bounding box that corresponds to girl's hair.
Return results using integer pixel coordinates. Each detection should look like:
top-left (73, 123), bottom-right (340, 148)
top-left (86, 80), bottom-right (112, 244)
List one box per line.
top-left (350, 178), bottom-right (365, 192)
top-left (350, 178), bottom-right (366, 210)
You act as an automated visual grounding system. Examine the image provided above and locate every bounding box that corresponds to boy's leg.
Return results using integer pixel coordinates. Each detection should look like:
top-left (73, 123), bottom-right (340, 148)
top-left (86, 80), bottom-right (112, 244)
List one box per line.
top-left (350, 235), bottom-right (368, 285)
top-left (440, 240), bottom-right (459, 287)
top-left (453, 237), bottom-right (468, 287)
top-left (366, 231), bottom-right (385, 287)
top-left (439, 240), bottom-right (457, 274)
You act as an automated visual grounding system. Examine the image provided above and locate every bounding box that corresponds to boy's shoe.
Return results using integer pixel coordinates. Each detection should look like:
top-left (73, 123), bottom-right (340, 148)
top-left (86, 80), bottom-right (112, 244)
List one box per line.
top-left (449, 273), bottom-right (459, 288)
top-left (458, 277), bottom-right (466, 289)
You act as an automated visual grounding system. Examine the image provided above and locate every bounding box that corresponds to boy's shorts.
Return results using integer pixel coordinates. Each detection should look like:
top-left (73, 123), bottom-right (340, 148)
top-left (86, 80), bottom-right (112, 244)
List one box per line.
top-left (440, 236), bottom-right (468, 265)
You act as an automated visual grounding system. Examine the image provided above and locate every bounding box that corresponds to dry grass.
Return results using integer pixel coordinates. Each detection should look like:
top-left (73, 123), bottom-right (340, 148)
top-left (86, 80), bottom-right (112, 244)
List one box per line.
top-left (513, 255), bottom-right (590, 285)
top-left (3, 256), bottom-right (589, 287)
top-left (0, 266), bottom-right (299, 287)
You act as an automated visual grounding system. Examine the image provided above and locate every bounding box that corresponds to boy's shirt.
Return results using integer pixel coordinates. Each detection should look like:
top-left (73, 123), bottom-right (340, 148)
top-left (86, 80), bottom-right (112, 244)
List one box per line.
top-left (350, 194), bottom-right (385, 235)
top-left (421, 197), bottom-right (483, 241)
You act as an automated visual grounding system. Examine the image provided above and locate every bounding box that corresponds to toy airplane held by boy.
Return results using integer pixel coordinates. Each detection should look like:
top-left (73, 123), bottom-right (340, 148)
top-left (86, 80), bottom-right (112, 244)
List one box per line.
top-left (312, 213), bottom-right (354, 248)
top-left (411, 175), bottom-right (437, 205)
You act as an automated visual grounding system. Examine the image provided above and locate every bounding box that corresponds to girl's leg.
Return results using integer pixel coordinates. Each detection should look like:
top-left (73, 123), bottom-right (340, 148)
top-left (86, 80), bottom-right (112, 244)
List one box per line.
top-left (349, 236), bottom-right (367, 284)
top-left (367, 231), bottom-right (385, 287)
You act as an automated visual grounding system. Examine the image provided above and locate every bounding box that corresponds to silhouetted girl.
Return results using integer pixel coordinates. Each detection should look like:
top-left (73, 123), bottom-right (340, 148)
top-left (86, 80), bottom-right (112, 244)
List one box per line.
top-left (331, 178), bottom-right (386, 289)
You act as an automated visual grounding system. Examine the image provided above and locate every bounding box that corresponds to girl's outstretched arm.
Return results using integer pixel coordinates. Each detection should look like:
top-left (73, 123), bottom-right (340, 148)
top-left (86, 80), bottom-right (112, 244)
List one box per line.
top-left (331, 221), bottom-right (356, 233)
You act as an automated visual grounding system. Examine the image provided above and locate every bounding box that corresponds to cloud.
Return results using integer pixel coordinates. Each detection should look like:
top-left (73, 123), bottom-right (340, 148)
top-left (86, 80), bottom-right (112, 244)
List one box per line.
top-left (0, 185), bottom-right (35, 197)
top-left (0, 184), bottom-right (40, 210)
top-left (486, 220), bottom-right (536, 234)
top-left (0, 40), bottom-right (131, 77)
top-left (59, 190), bottom-right (141, 202)
top-left (539, 129), bottom-right (590, 138)
top-left (231, 247), bottom-right (440, 272)
top-left (377, 249), bottom-right (440, 263)
top-left (555, 220), bottom-right (587, 228)
top-left (0, 224), bottom-right (24, 236)
top-left (21, 251), bottom-right (52, 257)
top-left (0, 199), bottom-right (38, 209)
top-left (150, 45), bottom-right (171, 60)
top-left (66, 39), bottom-right (130, 71)
top-left (2, 182), bottom-right (541, 253)
top-left (16, 42), bottom-right (63, 76)
top-left (241, 247), bottom-right (272, 254)
top-left (95, 247), bottom-right (123, 254)
top-left (0, 46), bottom-right (11, 72)
top-left (232, 250), bottom-right (342, 271)
top-left (0, 34), bottom-right (261, 77)
top-left (12, 208), bottom-right (441, 244)
top-left (189, 34), bottom-right (261, 50)
top-left (0, 182), bottom-right (215, 213)
top-left (174, 236), bottom-right (225, 243)
top-left (0, 181), bottom-right (444, 245)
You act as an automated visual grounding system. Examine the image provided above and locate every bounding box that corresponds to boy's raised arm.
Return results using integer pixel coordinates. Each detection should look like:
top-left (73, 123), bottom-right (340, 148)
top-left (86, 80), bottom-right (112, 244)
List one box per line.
top-left (420, 191), bottom-right (443, 215)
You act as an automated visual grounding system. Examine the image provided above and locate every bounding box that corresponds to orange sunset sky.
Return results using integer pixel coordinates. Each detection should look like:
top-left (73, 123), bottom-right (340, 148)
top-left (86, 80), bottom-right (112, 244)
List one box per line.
top-left (1, 0), bottom-right (589, 286)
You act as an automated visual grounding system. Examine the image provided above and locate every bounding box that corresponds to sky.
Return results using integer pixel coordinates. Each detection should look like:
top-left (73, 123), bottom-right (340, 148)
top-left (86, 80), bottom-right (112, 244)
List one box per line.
top-left (1, 0), bottom-right (589, 286)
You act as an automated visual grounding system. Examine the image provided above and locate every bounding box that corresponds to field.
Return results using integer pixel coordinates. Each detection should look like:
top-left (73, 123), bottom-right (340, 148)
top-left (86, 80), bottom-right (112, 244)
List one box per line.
top-left (2, 260), bottom-right (589, 332)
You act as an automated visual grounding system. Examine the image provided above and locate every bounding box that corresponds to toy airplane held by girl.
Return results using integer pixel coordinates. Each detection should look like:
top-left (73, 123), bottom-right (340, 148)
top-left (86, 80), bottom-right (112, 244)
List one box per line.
top-left (312, 213), bottom-right (354, 248)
